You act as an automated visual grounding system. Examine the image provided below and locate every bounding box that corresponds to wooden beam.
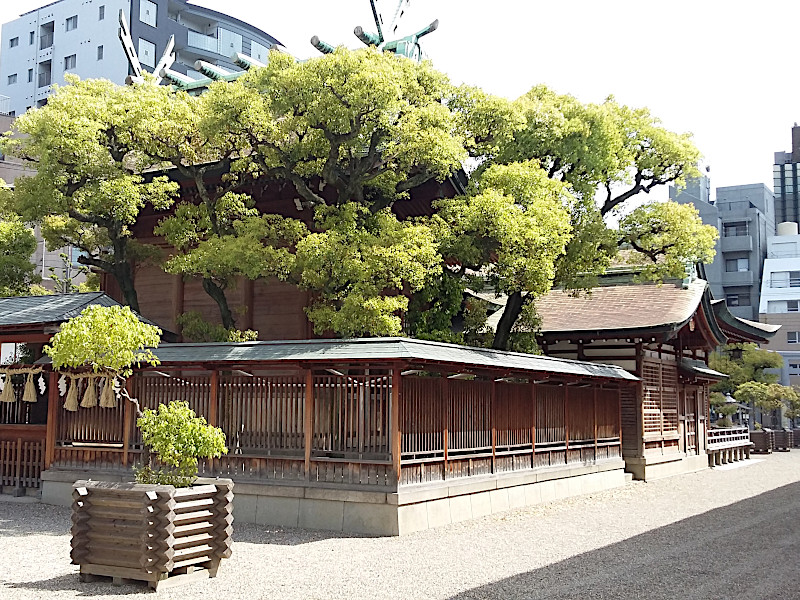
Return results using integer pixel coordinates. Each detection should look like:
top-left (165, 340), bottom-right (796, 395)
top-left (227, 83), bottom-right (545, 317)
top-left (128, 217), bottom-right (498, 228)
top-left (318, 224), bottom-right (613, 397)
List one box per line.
top-left (593, 386), bottom-right (598, 457)
top-left (172, 274), bottom-right (184, 338)
top-left (564, 383), bottom-right (569, 453)
top-left (391, 365), bottom-right (401, 485)
top-left (304, 369), bottom-right (313, 482)
top-left (531, 381), bottom-right (536, 468)
top-left (44, 372), bottom-right (58, 469)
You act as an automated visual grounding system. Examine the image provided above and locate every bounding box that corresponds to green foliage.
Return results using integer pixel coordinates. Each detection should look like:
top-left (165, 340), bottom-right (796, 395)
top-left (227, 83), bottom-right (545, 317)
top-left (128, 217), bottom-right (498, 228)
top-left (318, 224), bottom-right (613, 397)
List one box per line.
top-left (0, 217), bottom-right (39, 296)
top-left (176, 311), bottom-right (258, 343)
top-left (295, 204), bottom-right (440, 337)
top-left (619, 201), bottom-right (718, 281)
top-left (135, 401), bottom-right (227, 487)
top-left (45, 305), bottom-right (161, 377)
top-left (709, 343), bottom-right (782, 395)
top-left (2, 76), bottom-right (180, 310)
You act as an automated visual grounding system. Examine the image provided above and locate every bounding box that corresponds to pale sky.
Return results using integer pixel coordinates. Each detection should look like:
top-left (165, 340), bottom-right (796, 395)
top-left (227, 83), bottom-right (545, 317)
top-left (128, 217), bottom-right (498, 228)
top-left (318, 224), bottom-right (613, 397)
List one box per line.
top-left (1, 0), bottom-right (798, 202)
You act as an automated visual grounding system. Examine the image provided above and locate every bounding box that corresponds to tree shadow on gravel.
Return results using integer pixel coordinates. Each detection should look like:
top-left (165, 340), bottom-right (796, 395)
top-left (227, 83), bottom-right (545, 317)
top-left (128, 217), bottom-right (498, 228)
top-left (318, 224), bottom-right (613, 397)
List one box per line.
top-left (449, 481), bottom-right (800, 600)
top-left (4, 573), bottom-right (150, 597)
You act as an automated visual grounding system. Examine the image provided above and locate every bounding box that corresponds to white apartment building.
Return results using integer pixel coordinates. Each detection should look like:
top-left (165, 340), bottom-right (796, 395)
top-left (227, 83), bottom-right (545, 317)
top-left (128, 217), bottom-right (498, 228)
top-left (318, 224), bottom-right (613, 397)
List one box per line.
top-left (0, 0), bottom-right (282, 117)
top-left (759, 221), bottom-right (800, 390)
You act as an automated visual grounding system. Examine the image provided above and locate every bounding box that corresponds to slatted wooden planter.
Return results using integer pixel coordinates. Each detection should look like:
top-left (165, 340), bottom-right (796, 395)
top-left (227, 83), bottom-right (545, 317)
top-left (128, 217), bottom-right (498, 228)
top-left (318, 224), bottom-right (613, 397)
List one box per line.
top-left (750, 429), bottom-right (774, 454)
top-left (70, 478), bottom-right (233, 590)
top-left (793, 429), bottom-right (800, 448)
top-left (772, 429), bottom-right (794, 451)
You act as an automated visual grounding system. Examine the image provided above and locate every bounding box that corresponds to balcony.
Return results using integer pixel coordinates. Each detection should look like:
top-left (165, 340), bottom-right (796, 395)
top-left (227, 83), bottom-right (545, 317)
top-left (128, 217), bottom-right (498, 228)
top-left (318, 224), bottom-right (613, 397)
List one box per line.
top-left (37, 71), bottom-right (51, 88)
top-left (39, 33), bottom-right (53, 50)
top-left (187, 30), bottom-right (219, 54)
top-left (720, 236), bottom-right (753, 252)
top-left (722, 271), bottom-right (754, 286)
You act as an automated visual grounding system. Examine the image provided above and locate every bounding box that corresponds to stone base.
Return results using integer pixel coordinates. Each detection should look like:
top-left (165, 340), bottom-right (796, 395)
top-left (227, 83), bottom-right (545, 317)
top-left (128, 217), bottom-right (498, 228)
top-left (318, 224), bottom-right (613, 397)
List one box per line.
top-left (624, 452), bottom-right (710, 481)
top-left (42, 459), bottom-right (626, 536)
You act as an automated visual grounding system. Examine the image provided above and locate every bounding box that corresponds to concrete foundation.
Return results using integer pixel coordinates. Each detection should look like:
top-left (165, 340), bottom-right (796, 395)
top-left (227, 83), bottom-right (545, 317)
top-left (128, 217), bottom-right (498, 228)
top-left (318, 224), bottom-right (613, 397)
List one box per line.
top-left (624, 452), bottom-right (711, 481)
top-left (40, 459), bottom-right (627, 536)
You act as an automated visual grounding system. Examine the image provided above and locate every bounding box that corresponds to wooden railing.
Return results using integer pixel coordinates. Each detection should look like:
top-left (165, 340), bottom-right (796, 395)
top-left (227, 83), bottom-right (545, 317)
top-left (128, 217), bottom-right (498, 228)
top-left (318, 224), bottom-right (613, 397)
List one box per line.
top-left (47, 369), bottom-right (623, 492)
top-left (0, 438), bottom-right (44, 490)
top-left (399, 378), bottom-right (622, 486)
top-left (707, 426), bottom-right (750, 450)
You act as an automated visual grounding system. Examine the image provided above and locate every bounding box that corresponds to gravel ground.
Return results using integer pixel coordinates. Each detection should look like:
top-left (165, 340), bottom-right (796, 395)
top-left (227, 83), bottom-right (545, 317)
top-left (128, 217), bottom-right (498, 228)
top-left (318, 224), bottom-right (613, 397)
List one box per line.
top-left (2, 453), bottom-right (800, 599)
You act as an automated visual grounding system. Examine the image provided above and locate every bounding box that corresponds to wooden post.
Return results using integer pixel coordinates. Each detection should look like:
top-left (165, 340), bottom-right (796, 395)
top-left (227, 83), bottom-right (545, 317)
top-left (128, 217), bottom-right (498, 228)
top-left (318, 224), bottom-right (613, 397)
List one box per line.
top-left (593, 386), bottom-right (598, 458)
top-left (44, 372), bottom-right (59, 469)
top-left (490, 379), bottom-right (496, 474)
top-left (14, 437), bottom-right (22, 491)
top-left (531, 380), bottom-right (536, 469)
top-left (208, 370), bottom-right (219, 427)
top-left (564, 383), bottom-right (569, 454)
top-left (304, 369), bottom-right (313, 481)
top-left (391, 365), bottom-right (401, 485)
top-left (442, 376), bottom-right (449, 481)
top-left (122, 378), bottom-right (133, 467)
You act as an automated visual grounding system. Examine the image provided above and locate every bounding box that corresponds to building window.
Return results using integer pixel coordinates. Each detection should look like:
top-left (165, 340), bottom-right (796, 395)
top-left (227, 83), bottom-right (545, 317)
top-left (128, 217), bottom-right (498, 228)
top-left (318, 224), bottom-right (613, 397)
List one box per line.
top-left (9, 37), bottom-right (18, 48)
top-left (138, 38), bottom-right (156, 68)
top-left (726, 293), bottom-right (750, 307)
top-left (770, 271), bottom-right (800, 288)
top-left (7, 74), bottom-right (17, 85)
top-left (97, 45), bottom-right (104, 60)
top-left (140, 0), bottom-right (158, 27)
top-left (790, 362), bottom-right (800, 375)
top-left (64, 54), bottom-right (76, 70)
top-left (66, 15), bottom-right (78, 31)
top-left (725, 258), bottom-right (749, 272)
top-left (27, 68), bottom-right (33, 83)
top-left (99, 5), bottom-right (105, 20)
top-left (29, 31), bottom-right (35, 45)
top-left (723, 222), bottom-right (748, 237)
top-left (788, 332), bottom-right (800, 344)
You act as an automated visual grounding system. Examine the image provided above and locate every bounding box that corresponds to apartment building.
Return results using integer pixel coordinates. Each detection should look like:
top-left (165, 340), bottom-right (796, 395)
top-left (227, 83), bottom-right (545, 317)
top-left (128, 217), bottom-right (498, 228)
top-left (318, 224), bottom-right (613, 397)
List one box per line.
top-left (0, 0), bottom-right (282, 116)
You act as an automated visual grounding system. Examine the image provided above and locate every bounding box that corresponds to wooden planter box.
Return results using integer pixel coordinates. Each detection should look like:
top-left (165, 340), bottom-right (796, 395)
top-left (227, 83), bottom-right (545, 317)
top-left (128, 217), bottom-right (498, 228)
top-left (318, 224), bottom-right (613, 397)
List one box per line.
top-left (750, 429), bottom-right (774, 454)
top-left (70, 478), bottom-right (233, 590)
top-left (793, 428), bottom-right (800, 448)
top-left (773, 429), bottom-right (794, 451)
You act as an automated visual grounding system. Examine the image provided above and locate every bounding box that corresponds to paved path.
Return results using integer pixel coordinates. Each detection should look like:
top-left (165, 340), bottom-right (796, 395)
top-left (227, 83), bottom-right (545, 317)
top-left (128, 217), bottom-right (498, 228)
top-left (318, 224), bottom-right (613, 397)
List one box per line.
top-left (1, 452), bottom-right (799, 599)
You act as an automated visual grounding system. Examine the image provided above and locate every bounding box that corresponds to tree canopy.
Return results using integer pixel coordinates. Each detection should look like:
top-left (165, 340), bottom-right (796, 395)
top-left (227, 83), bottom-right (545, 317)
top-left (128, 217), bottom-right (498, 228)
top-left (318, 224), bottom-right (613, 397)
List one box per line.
top-left (2, 76), bottom-right (179, 311)
top-left (1, 49), bottom-right (718, 349)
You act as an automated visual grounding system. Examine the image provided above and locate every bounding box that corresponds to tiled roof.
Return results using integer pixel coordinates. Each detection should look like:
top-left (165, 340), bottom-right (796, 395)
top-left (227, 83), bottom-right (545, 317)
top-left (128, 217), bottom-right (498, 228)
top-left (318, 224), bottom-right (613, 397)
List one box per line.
top-left (0, 292), bottom-right (167, 332)
top-left (0, 292), bottom-right (120, 326)
top-left (140, 337), bottom-right (638, 382)
top-left (537, 279), bottom-right (708, 335)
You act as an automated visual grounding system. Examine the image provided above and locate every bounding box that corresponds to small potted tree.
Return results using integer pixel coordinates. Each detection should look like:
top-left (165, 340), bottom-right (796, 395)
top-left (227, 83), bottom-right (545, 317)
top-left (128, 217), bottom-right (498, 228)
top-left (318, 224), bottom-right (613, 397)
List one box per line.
top-left (45, 305), bottom-right (233, 590)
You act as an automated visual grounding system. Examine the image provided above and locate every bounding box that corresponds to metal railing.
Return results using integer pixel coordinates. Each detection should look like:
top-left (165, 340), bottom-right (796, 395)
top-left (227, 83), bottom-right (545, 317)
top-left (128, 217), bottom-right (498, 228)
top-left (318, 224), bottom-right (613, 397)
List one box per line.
top-left (187, 30), bottom-right (219, 53)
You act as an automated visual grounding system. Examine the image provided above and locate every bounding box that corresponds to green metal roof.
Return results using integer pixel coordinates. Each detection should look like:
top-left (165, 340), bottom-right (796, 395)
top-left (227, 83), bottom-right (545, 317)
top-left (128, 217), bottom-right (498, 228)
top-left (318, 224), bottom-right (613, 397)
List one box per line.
top-left (147, 337), bottom-right (638, 382)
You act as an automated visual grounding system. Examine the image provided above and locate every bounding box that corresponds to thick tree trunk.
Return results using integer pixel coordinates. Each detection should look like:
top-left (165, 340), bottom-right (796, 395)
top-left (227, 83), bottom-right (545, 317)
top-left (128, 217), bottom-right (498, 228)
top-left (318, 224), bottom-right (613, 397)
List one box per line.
top-left (202, 278), bottom-right (236, 330)
top-left (114, 261), bottom-right (140, 314)
top-left (492, 291), bottom-right (525, 350)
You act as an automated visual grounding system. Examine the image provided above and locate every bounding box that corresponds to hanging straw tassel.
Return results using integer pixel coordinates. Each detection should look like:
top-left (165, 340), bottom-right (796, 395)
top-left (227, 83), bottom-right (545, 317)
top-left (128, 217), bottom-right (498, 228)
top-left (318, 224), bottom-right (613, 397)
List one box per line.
top-left (22, 372), bottom-right (37, 403)
top-left (0, 376), bottom-right (14, 403)
top-left (80, 377), bottom-right (97, 408)
top-left (100, 376), bottom-right (117, 408)
top-left (64, 377), bottom-right (79, 412)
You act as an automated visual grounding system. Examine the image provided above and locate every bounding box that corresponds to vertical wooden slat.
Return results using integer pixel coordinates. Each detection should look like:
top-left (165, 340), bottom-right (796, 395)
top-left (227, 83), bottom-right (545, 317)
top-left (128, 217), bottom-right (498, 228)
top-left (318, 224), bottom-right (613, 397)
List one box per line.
top-left (304, 369), bottom-right (313, 481)
top-left (564, 384), bottom-right (570, 451)
top-left (45, 372), bottom-right (58, 469)
top-left (122, 378), bottom-right (133, 467)
top-left (208, 370), bottom-right (219, 428)
top-left (391, 366), bottom-right (401, 484)
top-left (490, 380), bottom-right (496, 474)
top-left (443, 377), bottom-right (449, 480)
